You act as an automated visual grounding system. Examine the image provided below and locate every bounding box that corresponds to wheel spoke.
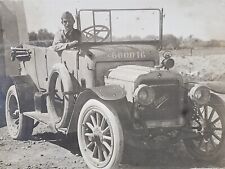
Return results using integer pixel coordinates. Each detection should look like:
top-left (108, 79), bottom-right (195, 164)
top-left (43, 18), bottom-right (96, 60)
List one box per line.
top-left (212, 132), bottom-right (221, 141)
top-left (92, 143), bottom-right (98, 158)
top-left (205, 141), bottom-right (209, 153)
top-left (103, 141), bottom-right (111, 152)
top-left (86, 122), bottom-right (94, 131)
top-left (87, 141), bottom-right (95, 149)
top-left (210, 136), bottom-right (216, 148)
top-left (97, 146), bottom-right (104, 161)
top-left (197, 107), bottom-right (203, 117)
top-left (85, 132), bottom-right (94, 138)
top-left (102, 145), bottom-right (108, 160)
top-left (208, 108), bottom-right (215, 121)
top-left (103, 135), bottom-right (112, 141)
top-left (212, 117), bottom-right (220, 124)
top-left (14, 118), bottom-right (19, 125)
top-left (192, 127), bottom-right (200, 130)
top-left (100, 117), bottom-right (106, 129)
top-left (103, 126), bottom-right (110, 134)
top-left (213, 127), bottom-right (222, 131)
top-left (90, 115), bottom-right (97, 127)
top-left (96, 113), bottom-right (101, 127)
top-left (204, 106), bottom-right (208, 120)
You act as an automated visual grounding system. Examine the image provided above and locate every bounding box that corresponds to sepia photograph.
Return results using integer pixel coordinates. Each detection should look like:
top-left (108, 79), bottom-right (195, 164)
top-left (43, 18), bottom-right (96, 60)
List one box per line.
top-left (0, 0), bottom-right (225, 168)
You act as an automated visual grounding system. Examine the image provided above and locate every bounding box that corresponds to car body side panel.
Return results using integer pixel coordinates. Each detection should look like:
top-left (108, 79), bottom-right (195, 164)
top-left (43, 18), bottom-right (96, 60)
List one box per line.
top-left (46, 49), bottom-right (61, 82)
top-left (32, 47), bottom-right (48, 89)
top-left (21, 45), bottom-right (39, 89)
top-left (77, 55), bottom-right (95, 88)
top-left (61, 49), bottom-right (79, 78)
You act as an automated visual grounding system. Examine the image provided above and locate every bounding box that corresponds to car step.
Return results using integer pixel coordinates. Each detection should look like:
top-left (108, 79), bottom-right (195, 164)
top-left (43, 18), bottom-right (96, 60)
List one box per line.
top-left (23, 111), bottom-right (50, 125)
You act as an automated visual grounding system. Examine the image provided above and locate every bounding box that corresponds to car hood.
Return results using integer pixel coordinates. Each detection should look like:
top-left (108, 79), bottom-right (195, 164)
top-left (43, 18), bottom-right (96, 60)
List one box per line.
top-left (105, 65), bottom-right (183, 102)
top-left (106, 65), bottom-right (182, 85)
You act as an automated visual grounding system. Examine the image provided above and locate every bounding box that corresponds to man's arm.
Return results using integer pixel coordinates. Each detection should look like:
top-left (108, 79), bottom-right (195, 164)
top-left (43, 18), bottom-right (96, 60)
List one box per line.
top-left (52, 35), bottom-right (79, 52)
top-left (52, 31), bottom-right (68, 52)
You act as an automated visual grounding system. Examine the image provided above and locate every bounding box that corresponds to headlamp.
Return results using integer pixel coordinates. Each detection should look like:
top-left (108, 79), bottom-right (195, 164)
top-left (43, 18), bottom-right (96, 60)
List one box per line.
top-left (134, 84), bottom-right (155, 105)
top-left (188, 84), bottom-right (210, 105)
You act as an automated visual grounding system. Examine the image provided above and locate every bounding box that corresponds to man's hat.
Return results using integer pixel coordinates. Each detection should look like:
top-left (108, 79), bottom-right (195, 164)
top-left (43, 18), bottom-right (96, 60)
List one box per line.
top-left (61, 11), bottom-right (75, 22)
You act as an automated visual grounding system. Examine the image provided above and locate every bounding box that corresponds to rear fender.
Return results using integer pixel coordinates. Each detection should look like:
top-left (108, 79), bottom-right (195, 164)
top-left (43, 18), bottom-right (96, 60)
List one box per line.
top-left (8, 75), bottom-right (38, 112)
top-left (67, 86), bottom-right (132, 134)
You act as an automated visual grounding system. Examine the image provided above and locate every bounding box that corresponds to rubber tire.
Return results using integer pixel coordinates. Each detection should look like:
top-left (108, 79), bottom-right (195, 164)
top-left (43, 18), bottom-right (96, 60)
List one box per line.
top-left (5, 85), bottom-right (33, 140)
top-left (47, 63), bottom-right (74, 128)
top-left (183, 94), bottom-right (225, 162)
top-left (77, 99), bottom-right (124, 169)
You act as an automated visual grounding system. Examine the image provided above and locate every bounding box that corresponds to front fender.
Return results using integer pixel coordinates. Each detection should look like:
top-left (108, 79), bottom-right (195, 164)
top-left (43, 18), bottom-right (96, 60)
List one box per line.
top-left (199, 81), bottom-right (225, 94)
top-left (185, 81), bottom-right (225, 94)
top-left (91, 85), bottom-right (126, 100)
top-left (67, 87), bottom-right (132, 134)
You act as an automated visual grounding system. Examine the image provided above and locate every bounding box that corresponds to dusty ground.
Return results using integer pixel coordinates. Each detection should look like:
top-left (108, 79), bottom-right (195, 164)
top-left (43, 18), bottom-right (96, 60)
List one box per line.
top-left (0, 123), bottom-right (225, 169)
top-left (1, 47), bottom-right (225, 169)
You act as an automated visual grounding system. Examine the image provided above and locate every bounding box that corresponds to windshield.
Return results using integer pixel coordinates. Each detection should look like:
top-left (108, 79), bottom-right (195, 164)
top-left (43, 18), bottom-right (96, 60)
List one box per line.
top-left (78, 9), bottom-right (162, 43)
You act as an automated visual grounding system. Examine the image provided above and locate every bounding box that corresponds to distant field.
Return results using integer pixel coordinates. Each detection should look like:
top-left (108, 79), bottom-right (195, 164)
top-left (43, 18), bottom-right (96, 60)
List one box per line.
top-left (168, 47), bottom-right (225, 82)
top-left (172, 47), bottom-right (225, 57)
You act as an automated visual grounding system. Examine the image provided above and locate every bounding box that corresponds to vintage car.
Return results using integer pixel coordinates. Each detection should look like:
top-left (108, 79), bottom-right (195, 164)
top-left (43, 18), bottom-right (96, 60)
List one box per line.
top-left (5, 8), bottom-right (225, 169)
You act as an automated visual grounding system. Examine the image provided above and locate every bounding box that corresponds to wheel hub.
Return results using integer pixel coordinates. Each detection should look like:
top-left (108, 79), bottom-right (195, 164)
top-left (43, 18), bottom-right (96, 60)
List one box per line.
top-left (202, 122), bottom-right (214, 139)
top-left (13, 110), bottom-right (19, 116)
top-left (93, 128), bottom-right (103, 145)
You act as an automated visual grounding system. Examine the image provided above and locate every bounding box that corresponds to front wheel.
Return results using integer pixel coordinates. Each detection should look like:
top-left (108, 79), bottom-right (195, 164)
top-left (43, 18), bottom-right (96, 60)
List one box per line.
top-left (77, 99), bottom-right (124, 169)
top-left (183, 94), bottom-right (225, 162)
top-left (5, 85), bottom-right (33, 140)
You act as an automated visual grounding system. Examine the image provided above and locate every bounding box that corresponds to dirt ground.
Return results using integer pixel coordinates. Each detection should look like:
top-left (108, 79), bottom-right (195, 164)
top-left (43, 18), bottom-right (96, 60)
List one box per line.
top-left (1, 48), bottom-right (225, 169)
top-left (0, 122), bottom-right (225, 169)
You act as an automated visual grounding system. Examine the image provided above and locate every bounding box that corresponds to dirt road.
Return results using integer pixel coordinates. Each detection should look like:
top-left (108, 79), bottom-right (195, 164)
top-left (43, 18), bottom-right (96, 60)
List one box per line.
top-left (0, 121), bottom-right (225, 169)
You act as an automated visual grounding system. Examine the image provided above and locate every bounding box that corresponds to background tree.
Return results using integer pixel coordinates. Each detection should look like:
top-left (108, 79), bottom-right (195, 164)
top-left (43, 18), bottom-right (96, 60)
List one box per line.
top-left (28, 29), bottom-right (54, 41)
top-left (37, 29), bottom-right (54, 40)
top-left (28, 31), bottom-right (38, 41)
top-left (162, 34), bottom-right (180, 49)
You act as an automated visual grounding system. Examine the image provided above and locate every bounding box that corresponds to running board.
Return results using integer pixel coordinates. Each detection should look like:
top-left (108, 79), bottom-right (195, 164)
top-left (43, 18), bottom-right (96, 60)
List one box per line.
top-left (23, 111), bottom-right (50, 125)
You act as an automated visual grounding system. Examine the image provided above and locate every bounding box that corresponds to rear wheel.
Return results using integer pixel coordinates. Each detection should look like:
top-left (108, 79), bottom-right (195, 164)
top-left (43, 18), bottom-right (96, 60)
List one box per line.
top-left (78, 99), bottom-right (124, 169)
top-left (183, 94), bottom-right (225, 162)
top-left (5, 85), bottom-right (33, 140)
top-left (47, 64), bottom-right (74, 128)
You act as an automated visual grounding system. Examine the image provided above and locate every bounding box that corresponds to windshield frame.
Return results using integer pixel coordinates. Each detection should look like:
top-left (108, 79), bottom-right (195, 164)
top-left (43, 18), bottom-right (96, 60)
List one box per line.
top-left (76, 8), bottom-right (163, 49)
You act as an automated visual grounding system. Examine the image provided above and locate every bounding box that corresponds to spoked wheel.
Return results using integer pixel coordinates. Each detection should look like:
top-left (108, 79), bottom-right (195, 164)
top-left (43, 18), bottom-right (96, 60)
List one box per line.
top-left (184, 94), bottom-right (225, 162)
top-left (5, 85), bottom-right (33, 140)
top-left (78, 99), bottom-right (124, 169)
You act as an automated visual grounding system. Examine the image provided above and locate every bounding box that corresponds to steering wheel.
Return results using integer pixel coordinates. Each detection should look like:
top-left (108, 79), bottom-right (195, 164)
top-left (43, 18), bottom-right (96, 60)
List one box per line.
top-left (82, 25), bottom-right (110, 42)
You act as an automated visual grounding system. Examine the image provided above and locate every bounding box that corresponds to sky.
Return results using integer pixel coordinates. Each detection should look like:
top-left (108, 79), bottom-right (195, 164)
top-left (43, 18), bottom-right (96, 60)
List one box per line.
top-left (22, 0), bottom-right (225, 40)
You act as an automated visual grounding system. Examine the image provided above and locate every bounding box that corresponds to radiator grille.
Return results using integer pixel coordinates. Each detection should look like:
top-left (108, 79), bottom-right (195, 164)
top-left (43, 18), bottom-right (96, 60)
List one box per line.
top-left (139, 79), bottom-right (183, 121)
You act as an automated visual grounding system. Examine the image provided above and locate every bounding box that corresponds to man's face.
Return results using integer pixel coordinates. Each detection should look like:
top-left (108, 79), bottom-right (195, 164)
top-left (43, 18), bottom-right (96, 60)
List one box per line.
top-left (62, 18), bottom-right (74, 31)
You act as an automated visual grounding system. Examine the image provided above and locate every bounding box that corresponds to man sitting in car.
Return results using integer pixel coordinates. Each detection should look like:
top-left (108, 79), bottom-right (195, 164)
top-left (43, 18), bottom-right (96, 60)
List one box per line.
top-left (52, 11), bottom-right (81, 52)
